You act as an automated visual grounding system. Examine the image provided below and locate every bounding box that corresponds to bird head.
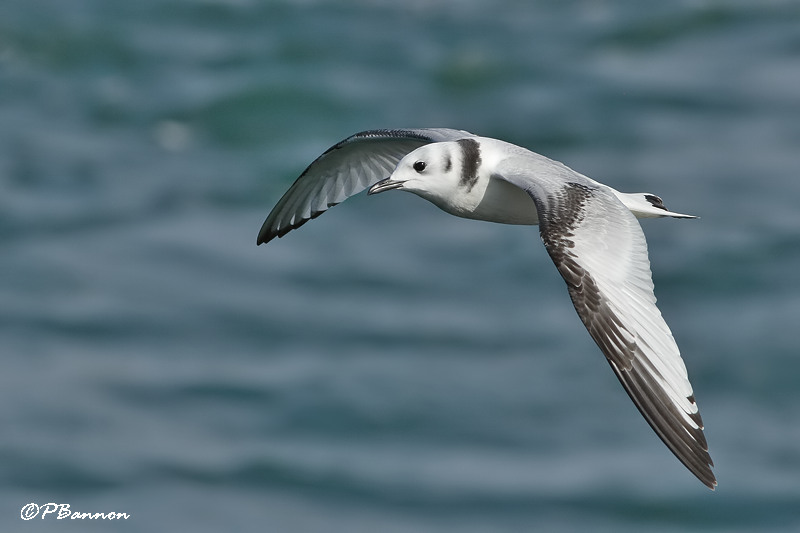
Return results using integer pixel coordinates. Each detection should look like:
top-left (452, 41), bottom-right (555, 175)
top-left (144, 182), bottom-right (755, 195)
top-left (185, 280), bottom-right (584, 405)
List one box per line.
top-left (368, 142), bottom-right (464, 206)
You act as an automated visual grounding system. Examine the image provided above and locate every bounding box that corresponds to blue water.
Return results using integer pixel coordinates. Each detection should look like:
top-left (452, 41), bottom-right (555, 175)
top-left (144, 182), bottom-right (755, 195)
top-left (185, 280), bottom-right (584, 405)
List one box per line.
top-left (2, 1), bottom-right (800, 531)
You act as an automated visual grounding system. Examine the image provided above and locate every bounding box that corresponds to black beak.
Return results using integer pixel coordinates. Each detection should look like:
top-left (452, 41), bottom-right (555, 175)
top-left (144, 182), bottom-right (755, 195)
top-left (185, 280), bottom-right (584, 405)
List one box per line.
top-left (367, 178), bottom-right (404, 195)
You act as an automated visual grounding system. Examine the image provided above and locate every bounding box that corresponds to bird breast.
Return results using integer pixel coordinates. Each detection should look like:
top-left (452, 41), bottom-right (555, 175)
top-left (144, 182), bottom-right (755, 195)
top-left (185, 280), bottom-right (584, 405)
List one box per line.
top-left (462, 175), bottom-right (540, 225)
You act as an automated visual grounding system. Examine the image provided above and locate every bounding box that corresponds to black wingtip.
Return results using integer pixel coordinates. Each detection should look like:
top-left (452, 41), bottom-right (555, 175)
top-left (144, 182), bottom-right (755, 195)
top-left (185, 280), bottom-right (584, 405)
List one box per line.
top-left (256, 226), bottom-right (274, 246)
top-left (257, 230), bottom-right (278, 246)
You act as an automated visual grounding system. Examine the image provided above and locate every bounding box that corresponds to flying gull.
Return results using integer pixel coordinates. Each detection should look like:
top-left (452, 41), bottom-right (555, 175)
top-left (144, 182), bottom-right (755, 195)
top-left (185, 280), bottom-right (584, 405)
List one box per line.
top-left (257, 128), bottom-right (716, 489)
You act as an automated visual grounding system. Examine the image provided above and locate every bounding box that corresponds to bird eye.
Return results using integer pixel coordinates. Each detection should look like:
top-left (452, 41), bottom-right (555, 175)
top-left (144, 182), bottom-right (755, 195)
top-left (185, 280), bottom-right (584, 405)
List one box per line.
top-left (413, 161), bottom-right (426, 172)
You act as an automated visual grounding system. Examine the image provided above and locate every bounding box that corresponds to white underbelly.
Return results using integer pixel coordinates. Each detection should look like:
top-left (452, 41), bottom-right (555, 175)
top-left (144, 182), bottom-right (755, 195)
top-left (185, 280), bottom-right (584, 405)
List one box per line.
top-left (464, 176), bottom-right (539, 225)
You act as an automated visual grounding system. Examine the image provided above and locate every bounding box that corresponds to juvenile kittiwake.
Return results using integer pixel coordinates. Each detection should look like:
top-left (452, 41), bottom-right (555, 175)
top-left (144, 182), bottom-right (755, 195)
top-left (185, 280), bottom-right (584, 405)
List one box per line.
top-left (257, 128), bottom-right (716, 489)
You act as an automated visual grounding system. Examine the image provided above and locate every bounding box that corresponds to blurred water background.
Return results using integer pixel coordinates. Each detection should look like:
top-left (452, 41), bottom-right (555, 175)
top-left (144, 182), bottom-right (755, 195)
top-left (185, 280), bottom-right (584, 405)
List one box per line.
top-left (2, 0), bottom-right (800, 531)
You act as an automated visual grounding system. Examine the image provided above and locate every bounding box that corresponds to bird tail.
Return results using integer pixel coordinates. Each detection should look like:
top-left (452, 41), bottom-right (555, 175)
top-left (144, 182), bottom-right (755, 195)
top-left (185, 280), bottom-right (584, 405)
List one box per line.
top-left (615, 192), bottom-right (697, 219)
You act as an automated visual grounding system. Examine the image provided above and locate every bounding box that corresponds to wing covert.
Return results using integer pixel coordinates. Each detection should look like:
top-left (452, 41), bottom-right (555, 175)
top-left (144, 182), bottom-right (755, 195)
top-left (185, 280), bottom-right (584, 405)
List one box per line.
top-left (497, 168), bottom-right (716, 489)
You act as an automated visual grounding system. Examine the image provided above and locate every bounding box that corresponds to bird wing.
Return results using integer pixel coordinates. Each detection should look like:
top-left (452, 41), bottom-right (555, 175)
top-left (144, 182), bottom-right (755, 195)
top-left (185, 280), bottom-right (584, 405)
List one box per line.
top-left (496, 163), bottom-right (716, 489)
top-left (257, 128), bottom-right (475, 244)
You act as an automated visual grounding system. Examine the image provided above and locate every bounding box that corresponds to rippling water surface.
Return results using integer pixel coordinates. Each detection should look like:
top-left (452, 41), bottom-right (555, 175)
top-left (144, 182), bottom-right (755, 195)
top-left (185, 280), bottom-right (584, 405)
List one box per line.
top-left (2, 1), bottom-right (800, 531)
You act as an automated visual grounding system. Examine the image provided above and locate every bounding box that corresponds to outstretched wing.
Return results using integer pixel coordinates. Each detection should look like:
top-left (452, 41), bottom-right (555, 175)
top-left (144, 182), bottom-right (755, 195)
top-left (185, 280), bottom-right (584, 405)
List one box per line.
top-left (257, 128), bottom-right (475, 244)
top-left (497, 165), bottom-right (716, 489)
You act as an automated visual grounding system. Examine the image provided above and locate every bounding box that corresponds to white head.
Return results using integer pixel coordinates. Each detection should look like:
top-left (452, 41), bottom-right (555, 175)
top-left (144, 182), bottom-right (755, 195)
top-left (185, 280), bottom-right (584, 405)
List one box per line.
top-left (368, 139), bottom-right (484, 213)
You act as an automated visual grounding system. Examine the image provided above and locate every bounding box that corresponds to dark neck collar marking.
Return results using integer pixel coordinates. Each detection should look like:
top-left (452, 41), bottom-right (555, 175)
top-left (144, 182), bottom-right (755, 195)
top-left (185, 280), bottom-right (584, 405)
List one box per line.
top-left (457, 138), bottom-right (481, 192)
